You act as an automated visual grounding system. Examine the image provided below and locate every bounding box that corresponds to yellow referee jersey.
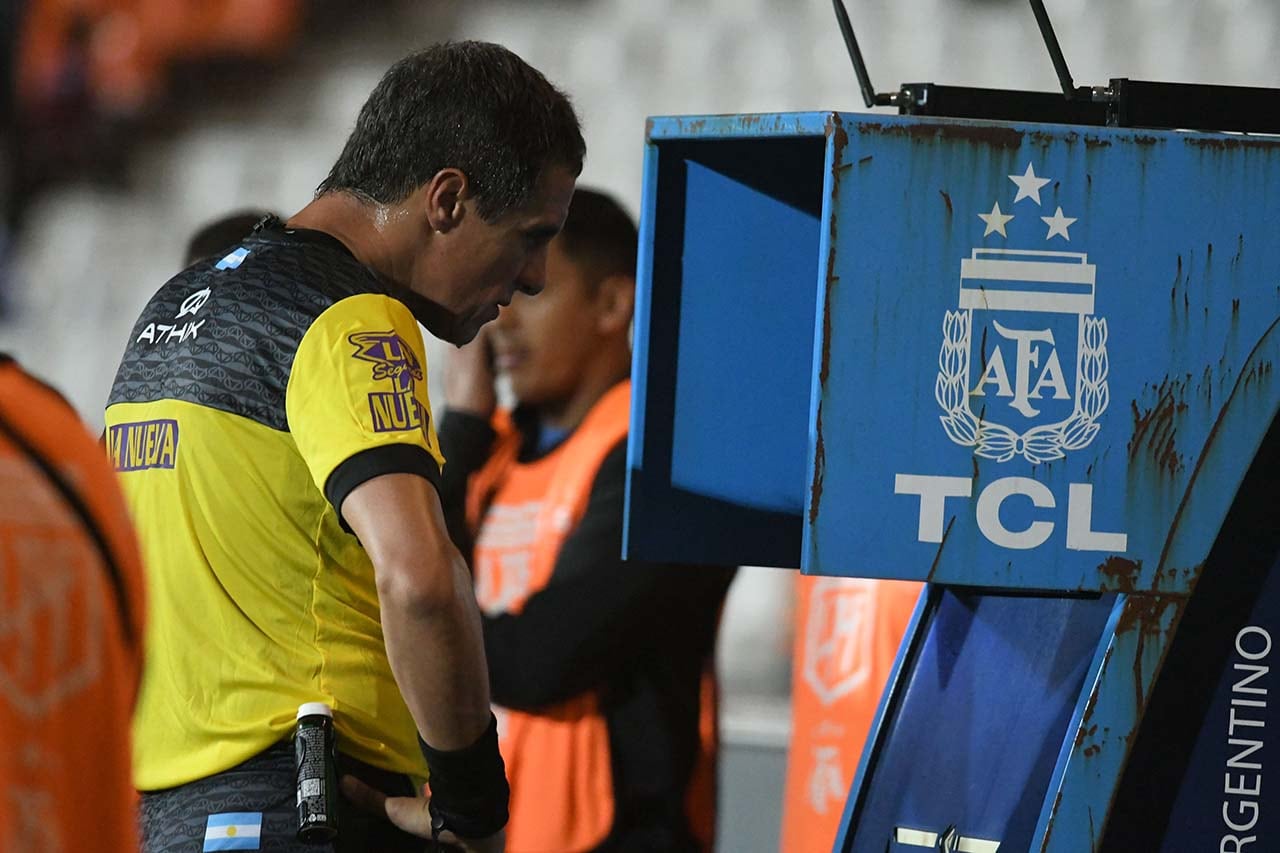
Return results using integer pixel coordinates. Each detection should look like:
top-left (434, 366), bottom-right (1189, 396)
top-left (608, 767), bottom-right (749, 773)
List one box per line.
top-left (106, 222), bottom-right (442, 790)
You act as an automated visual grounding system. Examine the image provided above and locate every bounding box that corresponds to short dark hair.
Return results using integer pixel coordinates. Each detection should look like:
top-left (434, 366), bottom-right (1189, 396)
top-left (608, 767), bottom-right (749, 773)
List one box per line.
top-left (185, 210), bottom-right (277, 264)
top-left (317, 41), bottom-right (585, 221)
top-left (557, 188), bottom-right (637, 287)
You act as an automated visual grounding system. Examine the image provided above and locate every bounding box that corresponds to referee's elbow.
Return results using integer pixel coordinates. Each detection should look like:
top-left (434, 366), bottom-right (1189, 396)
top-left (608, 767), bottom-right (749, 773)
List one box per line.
top-left (374, 549), bottom-right (466, 616)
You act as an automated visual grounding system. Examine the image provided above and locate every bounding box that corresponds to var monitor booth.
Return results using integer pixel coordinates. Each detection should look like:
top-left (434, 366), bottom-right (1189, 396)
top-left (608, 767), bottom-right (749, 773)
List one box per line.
top-left (621, 111), bottom-right (1280, 852)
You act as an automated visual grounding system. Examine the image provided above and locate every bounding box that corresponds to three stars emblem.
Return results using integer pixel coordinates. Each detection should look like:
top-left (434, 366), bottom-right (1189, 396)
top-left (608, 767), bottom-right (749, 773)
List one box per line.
top-left (974, 162), bottom-right (1076, 241)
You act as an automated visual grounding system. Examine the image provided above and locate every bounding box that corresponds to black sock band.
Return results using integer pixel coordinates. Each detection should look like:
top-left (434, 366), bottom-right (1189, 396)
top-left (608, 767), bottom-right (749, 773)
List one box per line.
top-left (419, 714), bottom-right (509, 840)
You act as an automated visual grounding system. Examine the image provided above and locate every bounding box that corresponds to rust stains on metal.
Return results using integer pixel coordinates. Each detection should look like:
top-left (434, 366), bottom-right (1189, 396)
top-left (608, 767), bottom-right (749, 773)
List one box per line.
top-left (1127, 378), bottom-right (1188, 475)
top-left (1081, 646), bottom-right (1113, 726)
top-left (820, 258), bottom-right (835, 388)
top-left (1153, 315), bottom-right (1280, 577)
top-left (1158, 435), bottom-right (1183, 476)
top-left (939, 190), bottom-right (953, 216)
top-left (670, 117), bottom-right (707, 136)
top-left (1115, 593), bottom-right (1175, 636)
top-left (856, 119), bottom-right (1023, 148)
top-left (809, 408), bottom-right (825, 526)
top-left (1029, 129), bottom-right (1078, 147)
top-left (1116, 595), bottom-right (1181, 717)
top-left (644, 117), bottom-right (655, 140)
top-left (1155, 562), bottom-right (1204, 592)
top-left (820, 115), bottom-right (846, 392)
top-left (1188, 135), bottom-right (1280, 153)
top-left (1242, 357), bottom-right (1275, 390)
top-left (1040, 791), bottom-right (1065, 853)
top-left (925, 121), bottom-right (1023, 148)
top-left (1084, 136), bottom-right (1112, 150)
top-left (1100, 556), bottom-right (1143, 593)
top-left (811, 259), bottom-right (837, 526)
top-left (811, 255), bottom-right (838, 527)
top-left (1073, 722), bottom-right (1099, 748)
top-left (811, 114), bottom-right (842, 534)
top-left (828, 113), bottom-right (849, 163)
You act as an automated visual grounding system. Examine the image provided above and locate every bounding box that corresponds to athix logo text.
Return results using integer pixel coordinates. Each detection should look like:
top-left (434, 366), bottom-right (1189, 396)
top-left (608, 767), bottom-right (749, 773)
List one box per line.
top-left (895, 163), bottom-right (1127, 554)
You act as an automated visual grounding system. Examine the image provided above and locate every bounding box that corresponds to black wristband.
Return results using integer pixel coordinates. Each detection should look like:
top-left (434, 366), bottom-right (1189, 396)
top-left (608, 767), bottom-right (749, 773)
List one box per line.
top-left (419, 714), bottom-right (509, 839)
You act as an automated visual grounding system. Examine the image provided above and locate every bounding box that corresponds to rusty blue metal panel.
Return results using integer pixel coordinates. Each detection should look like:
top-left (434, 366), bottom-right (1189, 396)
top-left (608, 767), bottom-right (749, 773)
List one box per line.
top-left (1034, 593), bottom-right (1183, 852)
top-left (622, 110), bottom-right (1279, 853)
top-left (835, 589), bottom-right (1119, 853)
top-left (623, 115), bottom-right (833, 567)
top-left (645, 111), bottom-right (834, 141)
top-left (805, 114), bottom-right (1280, 593)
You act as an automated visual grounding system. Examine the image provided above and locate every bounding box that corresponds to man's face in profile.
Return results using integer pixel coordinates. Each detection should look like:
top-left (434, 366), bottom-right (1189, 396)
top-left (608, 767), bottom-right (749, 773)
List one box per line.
top-left (424, 168), bottom-right (577, 345)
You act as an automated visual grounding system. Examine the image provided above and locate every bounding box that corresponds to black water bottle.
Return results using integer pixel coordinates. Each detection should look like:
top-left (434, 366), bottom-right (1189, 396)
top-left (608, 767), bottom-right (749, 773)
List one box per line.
top-left (295, 702), bottom-right (339, 843)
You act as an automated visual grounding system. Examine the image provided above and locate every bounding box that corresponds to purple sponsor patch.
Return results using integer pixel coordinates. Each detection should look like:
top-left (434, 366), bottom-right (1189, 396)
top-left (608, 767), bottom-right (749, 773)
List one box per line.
top-left (349, 331), bottom-right (423, 392)
top-left (349, 331), bottom-right (429, 434)
top-left (108, 419), bottom-right (179, 472)
top-left (367, 391), bottom-right (426, 434)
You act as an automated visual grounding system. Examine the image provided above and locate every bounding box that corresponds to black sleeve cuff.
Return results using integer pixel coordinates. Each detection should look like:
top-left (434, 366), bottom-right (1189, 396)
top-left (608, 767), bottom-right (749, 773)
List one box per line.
top-left (325, 443), bottom-right (443, 531)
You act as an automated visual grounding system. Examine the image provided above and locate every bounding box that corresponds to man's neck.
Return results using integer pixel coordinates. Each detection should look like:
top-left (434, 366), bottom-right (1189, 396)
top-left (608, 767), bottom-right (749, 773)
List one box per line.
top-left (286, 194), bottom-right (464, 341)
top-left (535, 361), bottom-right (630, 434)
top-left (287, 193), bottom-right (412, 289)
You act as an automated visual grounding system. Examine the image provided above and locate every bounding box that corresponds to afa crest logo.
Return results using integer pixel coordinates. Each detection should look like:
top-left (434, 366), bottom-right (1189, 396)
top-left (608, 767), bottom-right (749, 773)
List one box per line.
top-left (935, 163), bottom-right (1110, 464)
top-left (349, 331), bottom-right (429, 434)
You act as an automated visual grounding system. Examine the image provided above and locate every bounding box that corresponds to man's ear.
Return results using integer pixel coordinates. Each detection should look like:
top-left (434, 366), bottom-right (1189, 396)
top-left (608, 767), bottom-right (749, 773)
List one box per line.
top-left (595, 275), bottom-right (636, 337)
top-left (421, 168), bottom-right (469, 234)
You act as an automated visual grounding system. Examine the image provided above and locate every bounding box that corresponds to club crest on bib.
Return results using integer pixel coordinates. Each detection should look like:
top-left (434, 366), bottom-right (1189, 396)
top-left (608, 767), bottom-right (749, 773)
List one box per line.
top-left (935, 163), bottom-right (1109, 464)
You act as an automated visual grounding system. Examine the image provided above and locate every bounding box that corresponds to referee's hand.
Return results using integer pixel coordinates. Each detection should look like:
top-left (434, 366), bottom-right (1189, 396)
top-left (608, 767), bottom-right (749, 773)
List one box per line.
top-left (340, 775), bottom-right (505, 853)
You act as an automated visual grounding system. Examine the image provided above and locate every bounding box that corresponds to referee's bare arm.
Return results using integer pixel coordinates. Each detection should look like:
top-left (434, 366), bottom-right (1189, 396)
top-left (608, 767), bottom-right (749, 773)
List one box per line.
top-left (342, 472), bottom-right (490, 750)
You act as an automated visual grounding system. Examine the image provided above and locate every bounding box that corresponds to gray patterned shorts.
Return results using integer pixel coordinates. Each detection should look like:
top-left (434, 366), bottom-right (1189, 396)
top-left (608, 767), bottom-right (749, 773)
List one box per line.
top-left (138, 740), bottom-right (437, 853)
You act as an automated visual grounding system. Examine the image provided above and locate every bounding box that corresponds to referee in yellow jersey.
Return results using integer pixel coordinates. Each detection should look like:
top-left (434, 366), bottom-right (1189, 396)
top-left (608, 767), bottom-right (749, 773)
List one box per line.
top-left (106, 42), bottom-right (582, 853)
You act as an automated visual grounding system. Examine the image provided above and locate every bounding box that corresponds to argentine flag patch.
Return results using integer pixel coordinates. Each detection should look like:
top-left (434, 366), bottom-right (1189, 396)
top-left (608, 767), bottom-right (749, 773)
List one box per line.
top-left (203, 812), bottom-right (262, 850)
top-left (215, 247), bottom-right (250, 270)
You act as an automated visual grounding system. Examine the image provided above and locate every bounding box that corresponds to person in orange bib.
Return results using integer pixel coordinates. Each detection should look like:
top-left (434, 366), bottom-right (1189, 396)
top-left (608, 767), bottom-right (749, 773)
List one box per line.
top-left (0, 354), bottom-right (146, 853)
top-left (427, 188), bottom-right (735, 852)
top-left (779, 577), bottom-right (923, 852)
